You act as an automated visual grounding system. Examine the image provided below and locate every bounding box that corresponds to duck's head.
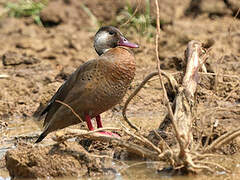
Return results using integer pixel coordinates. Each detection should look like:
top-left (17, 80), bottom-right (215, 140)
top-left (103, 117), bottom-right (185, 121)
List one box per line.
top-left (94, 26), bottom-right (139, 56)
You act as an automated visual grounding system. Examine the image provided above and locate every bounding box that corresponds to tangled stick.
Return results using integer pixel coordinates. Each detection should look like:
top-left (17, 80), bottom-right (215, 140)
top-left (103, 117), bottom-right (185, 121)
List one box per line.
top-left (121, 0), bottom-right (223, 172)
top-left (121, 0), bottom-right (223, 171)
top-left (53, 128), bottom-right (161, 160)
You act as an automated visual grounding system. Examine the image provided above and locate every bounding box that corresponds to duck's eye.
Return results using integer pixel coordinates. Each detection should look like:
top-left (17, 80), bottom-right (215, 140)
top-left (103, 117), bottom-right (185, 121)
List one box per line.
top-left (109, 31), bottom-right (115, 35)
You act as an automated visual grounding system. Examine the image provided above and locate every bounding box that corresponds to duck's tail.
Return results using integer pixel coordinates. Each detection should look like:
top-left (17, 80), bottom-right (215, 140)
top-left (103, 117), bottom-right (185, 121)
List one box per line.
top-left (35, 131), bottom-right (48, 143)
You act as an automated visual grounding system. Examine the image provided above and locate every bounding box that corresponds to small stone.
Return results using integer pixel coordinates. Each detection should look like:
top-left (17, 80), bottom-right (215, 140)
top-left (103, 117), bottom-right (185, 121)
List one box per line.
top-left (2, 51), bottom-right (22, 66)
top-left (21, 56), bottom-right (40, 65)
top-left (2, 51), bottom-right (40, 66)
top-left (16, 39), bottom-right (46, 52)
top-left (40, 1), bottom-right (64, 25)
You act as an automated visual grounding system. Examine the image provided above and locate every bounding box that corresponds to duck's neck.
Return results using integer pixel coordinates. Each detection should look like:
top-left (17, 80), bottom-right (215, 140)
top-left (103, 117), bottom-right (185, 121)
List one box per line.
top-left (105, 47), bottom-right (136, 82)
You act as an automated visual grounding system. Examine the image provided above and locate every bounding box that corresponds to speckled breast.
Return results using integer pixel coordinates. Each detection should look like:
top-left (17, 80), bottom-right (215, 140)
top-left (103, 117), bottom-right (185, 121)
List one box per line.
top-left (89, 48), bottom-right (136, 117)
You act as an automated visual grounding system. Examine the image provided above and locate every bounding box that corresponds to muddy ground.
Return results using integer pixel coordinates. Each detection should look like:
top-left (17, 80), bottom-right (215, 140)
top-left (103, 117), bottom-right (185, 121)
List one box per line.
top-left (0, 0), bottom-right (240, 179)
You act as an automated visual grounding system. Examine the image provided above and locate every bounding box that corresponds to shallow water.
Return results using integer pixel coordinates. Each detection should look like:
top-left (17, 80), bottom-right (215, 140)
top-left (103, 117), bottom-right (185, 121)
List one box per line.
top-left (0, 116), bottom-right (40, 156)
top-left (1, 114), bottom-right (240, 180)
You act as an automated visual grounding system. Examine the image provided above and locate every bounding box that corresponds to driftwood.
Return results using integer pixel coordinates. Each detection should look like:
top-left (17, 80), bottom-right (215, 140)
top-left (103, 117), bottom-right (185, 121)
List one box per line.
top-left (174, 41), bottom-right (206, 156)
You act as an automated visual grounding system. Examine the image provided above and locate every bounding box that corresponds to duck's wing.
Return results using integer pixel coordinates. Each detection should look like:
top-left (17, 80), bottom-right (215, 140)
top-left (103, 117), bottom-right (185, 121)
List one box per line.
top-left (40, 59), bottom-right (98, 127)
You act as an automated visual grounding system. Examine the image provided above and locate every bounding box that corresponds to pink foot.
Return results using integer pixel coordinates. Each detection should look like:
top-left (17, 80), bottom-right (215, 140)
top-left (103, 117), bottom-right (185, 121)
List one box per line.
top-left (98, 131), bottom-right (120, 138)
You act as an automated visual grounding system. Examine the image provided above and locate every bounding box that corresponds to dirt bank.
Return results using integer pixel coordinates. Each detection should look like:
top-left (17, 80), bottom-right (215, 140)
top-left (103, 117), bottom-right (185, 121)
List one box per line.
top-left (5, 141), bottom-right (118, 178)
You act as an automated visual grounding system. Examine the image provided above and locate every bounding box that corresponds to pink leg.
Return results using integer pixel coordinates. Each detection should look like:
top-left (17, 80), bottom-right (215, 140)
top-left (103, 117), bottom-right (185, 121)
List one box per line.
top-left (96, 115), bottom-right (103, 128)
top-left (85, 114), bottom-right (94, 131)
top-left (96, 114), bottom-right (120, 138)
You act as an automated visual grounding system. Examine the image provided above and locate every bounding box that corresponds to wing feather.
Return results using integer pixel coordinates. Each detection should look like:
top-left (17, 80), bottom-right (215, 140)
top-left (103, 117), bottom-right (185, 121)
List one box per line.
top-left (41, 59), bottom-right (98, 127)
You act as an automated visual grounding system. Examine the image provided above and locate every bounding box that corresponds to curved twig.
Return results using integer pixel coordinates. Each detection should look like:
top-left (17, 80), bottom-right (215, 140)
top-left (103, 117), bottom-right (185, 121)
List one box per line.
top-left (122, 72), bottom-right (157, 131)
top-left (55, 100), bottom-right (83, 123)
top-left (122, 71), bottom-right (178, 131)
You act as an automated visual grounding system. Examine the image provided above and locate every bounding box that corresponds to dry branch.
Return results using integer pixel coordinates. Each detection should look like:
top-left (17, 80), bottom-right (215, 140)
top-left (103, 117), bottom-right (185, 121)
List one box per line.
top-left (154, 0), bottom-right (187, 158)
top-left (204, 127), bottom-right (240, 152)
top-left (117, 0), bottom-right (215, 172)
top-left (53, 128), bottom-right (161, 160)
top-left (176, 41), bottom-right (206, 149)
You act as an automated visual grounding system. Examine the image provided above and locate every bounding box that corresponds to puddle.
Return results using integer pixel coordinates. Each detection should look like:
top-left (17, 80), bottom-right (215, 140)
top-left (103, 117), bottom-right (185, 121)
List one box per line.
top-left (1, 109), bottom-right (240, 180)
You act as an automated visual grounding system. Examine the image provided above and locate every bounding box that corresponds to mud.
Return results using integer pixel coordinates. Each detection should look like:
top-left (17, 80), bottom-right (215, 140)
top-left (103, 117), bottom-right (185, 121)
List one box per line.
top-left (5, 141), bottom-right (118, 178)
top-left (0, 0), bottom-right (240, 179)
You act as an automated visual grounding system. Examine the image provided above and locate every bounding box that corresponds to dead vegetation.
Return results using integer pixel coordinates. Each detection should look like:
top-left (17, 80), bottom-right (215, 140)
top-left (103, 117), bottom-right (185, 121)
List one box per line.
top-left (54, 40), bottom-right (232, 174)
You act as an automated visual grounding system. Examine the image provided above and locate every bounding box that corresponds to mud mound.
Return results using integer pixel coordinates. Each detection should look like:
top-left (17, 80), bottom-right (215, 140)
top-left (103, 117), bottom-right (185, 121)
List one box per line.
top-left (2, 51), bottom-right (40, 66)
top-left (5, 141), bottom-right (116, 178)
top-left (40, 0), bottom-right (126, 27)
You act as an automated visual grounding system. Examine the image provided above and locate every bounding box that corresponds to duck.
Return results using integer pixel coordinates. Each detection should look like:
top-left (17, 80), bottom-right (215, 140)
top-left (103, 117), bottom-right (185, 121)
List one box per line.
top-left (35, 26), bottom-right (138, 143)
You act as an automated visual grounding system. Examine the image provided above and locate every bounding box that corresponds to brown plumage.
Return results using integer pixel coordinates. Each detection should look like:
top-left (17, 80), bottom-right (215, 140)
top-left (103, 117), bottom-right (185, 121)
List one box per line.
top-left (36, 26), bottom-right (138, 143)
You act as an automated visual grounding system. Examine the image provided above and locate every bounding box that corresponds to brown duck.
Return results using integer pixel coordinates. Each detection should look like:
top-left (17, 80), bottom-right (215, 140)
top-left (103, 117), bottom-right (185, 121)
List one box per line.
top-left (36, 26), bottom-right (138, 143)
